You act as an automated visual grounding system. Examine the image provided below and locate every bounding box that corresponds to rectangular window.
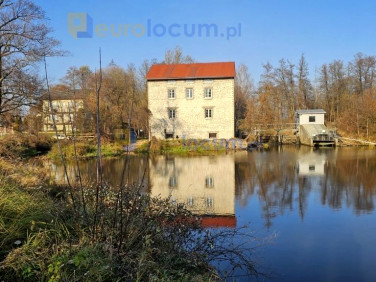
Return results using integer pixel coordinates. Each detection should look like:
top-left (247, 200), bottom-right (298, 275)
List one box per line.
top-left (205, 108), bottom-right (212, 118)
top-left (186, 88), bottom-right (194, 99)
top-left (204, 88), bottom-right (212, 98)
top-left (205, 177), bottom-right (214, 188)
top-left (168, 89), bottom-right (175, 99)
top-left (169, 176), bottom-right (177, 188)
top-left (168, 109), bottom-right (176, 119)
top-left (208, 133), bottom-right (217, 138)
top-left (187, 197), bottom-right (194, 206)
top-left (309, 116), bottom-right (316, 122)
top-left (206, 197), bottom-right (214, 208)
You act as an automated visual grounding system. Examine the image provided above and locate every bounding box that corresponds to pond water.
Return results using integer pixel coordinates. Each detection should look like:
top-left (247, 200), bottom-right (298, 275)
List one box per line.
top-left (47, 146), bottom-right (376, 281)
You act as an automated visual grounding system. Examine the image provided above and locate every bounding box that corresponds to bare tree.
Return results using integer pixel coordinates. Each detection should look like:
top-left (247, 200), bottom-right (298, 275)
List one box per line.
top-left (235, 63), bottom-right (253, 136)
top-left (297, 54), bottom-right (313, 109)
top-left (163, 46), bottom-right (194, 64)
top-left (0, 0), bottom-right (61, 116)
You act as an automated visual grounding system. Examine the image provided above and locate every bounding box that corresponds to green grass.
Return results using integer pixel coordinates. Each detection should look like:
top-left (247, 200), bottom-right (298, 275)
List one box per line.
top-left (141, 138), bottom-right (228, 155)
top-left (47, 141), bottom-right (124, 160)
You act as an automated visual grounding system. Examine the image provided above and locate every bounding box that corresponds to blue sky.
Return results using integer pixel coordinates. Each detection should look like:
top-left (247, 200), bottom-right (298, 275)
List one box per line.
top-left (34, 0), bottom-right (376, 83)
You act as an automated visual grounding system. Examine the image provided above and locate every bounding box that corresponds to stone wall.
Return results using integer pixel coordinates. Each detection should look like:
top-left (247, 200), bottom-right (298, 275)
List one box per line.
top-left (148, 78), bottom-right (234, 139)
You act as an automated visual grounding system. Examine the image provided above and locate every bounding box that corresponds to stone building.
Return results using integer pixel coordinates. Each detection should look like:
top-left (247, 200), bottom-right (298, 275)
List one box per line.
top-left (146, 62), bottom-right (235, 140)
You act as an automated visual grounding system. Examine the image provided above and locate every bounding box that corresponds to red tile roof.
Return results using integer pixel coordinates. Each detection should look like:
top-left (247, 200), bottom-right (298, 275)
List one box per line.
top-left (200, 216), bottom-right (237, 228)
top-left (146, 62), bottom-right (235, 80)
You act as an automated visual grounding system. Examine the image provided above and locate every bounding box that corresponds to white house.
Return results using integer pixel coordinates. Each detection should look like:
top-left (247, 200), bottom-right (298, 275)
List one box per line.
top-left (146, 62), bottom-right (235, 140)
top-left (295, 109), bottom-right (326, 126)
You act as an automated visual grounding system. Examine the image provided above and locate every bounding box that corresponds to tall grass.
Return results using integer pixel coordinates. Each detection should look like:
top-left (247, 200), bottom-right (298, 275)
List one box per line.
top-left (0, 158), bottom-right (267, 281)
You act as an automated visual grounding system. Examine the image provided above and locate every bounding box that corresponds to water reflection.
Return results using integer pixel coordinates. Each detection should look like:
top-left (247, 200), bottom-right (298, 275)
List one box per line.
top-left (46, 157), bottom-right (149, 191)
top-left (149, 155), bottom-right (236, 227)
top-left (47, 147), bottom-right (376, 281)
top-left (48, 147), bottom-right (376, 227)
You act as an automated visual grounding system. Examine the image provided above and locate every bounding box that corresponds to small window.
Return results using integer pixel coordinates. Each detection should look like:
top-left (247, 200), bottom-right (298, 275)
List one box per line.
top-left (205, 108), bottom-right (212, 118)
top-left (205, 177), bottom-right (214, 188)
top-left (187, 197), bottom-right (194, 206)
top-left (168, 109), bottom-right (176, 119)
top-left (185, 80), bottom-right (194, 84)
top-left (168, 89), bottom-right (175, 99)
top-left (206, 197), bottom-right (214, 208)
top-left (186, 88), bottom-right (194, 99)
top-left (204, 88), bottom-right (212, 98)
top-left (169, 176), bottom-right (177, 187)
top-left (309, 165), bottom-right (315, 171)
top-left (208, 133), bottom-right (217, 138)
top-left (309, 116), bottom-right (316, 122)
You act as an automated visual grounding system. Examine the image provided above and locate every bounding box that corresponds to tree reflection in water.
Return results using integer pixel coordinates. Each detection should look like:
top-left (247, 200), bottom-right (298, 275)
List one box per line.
top-left (235, 146), bottom-right (376, 227)
top-left (48, 147), bottom-right (376, 228)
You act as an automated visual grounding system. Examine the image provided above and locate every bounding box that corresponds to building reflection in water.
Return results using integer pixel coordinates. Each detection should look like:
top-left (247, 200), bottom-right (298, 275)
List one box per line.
top-left (149, 154), bottom-right (236, 227)
top-left (47, 147), bottom-right (376, 229)
top-left (297, 148), bottom-right (329, 176)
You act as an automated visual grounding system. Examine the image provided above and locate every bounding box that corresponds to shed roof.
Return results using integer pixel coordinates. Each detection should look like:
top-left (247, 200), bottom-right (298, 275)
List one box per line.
top-left (146, 62), bottom-right (235, 80)
top-left (296, 109), bottom-right (326, 115)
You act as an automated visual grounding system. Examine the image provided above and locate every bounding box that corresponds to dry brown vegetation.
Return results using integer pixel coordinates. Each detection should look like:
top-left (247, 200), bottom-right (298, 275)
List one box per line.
top-left (240, 53), bottom-right (376, 141)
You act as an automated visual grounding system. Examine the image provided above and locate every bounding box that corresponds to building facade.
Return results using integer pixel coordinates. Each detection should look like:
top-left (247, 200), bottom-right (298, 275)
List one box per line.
top-left (42, 91), bottom-right (84, 133)
top-left (147, 62), bottom-right (235, 140)
top-left (295, 109), bottom-right (326, 126)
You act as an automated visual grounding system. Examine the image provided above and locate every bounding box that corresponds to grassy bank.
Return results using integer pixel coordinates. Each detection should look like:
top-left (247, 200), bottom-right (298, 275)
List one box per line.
top-left (135, 137), bottom-right (235, 155)
top-left (0, 156), bottom-right (261, 281)
top-left (47, 140), bottom-right (124, 160)
top-left (0, 159), bottom-right (214, 280)
top-left (0, 133), bottom-right (52, 159)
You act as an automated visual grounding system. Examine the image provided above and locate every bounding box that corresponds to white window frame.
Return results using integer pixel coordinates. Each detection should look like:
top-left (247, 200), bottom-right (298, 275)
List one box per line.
top-left (204, 88), bottom-right (212, 99)
top-left (168, 108), bottom-right (176, 119)
top-left (186, 88), bottom-right (194, 99)
top-left (168, 89), bottom-right (175, 99)
top-left (205, 108), bottom-right (213, 119)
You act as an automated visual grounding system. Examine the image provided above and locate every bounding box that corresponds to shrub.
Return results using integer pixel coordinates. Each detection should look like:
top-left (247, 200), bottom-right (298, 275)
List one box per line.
top-left (0, 134), bottom-right (53, 159)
